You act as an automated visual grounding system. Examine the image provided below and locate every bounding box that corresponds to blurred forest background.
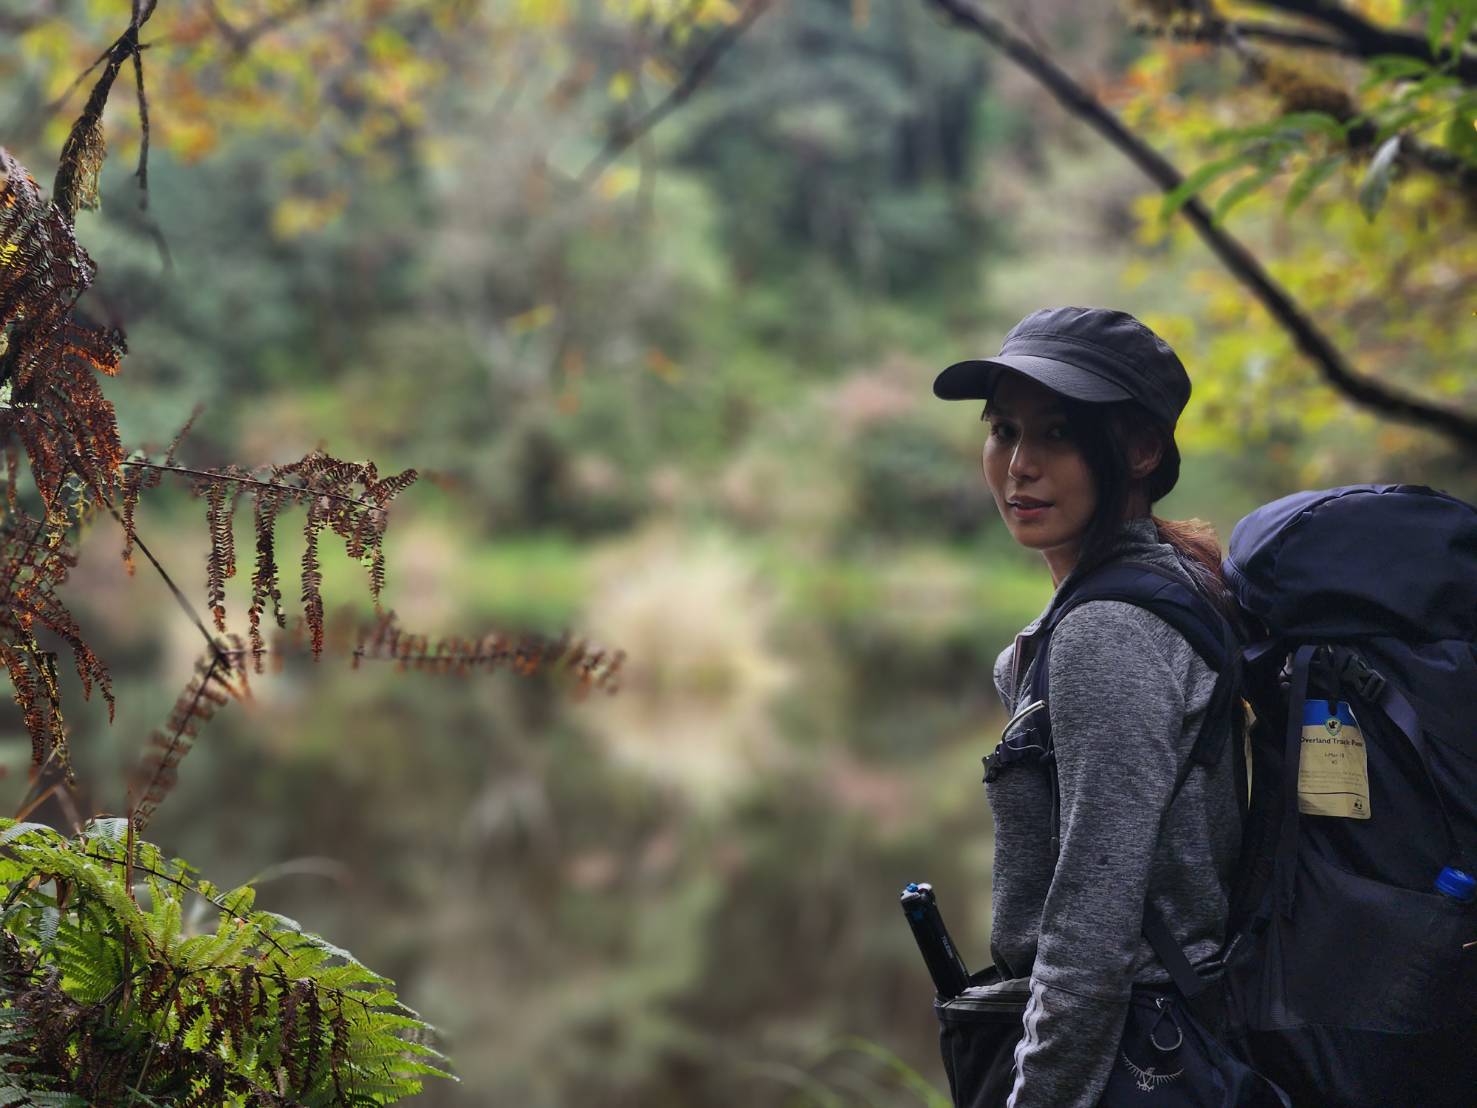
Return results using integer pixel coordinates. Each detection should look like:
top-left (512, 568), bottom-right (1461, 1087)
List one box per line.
top-left (1, 0), bottom-right (1475, 1103)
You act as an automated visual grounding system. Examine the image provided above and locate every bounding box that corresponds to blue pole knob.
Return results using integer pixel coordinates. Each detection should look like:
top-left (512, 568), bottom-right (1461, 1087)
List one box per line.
top-left (1434, 866), bottom-right (1475, 904)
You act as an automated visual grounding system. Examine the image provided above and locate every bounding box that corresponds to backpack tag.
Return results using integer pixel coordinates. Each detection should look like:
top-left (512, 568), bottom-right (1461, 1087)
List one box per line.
top-left (1296, 699), bottom-right (1370, 820)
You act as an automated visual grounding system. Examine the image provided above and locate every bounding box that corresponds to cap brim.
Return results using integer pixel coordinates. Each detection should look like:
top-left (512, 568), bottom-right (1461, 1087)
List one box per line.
top-left (932, 354), bottom-right (1135, 404)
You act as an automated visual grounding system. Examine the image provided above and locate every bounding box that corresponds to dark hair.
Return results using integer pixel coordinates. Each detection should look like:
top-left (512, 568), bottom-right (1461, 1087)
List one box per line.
top-left (1062, 399), bottom-right (1241, 627)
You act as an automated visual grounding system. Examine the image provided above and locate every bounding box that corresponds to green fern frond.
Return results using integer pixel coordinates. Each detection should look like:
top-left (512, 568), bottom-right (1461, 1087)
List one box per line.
top-left (0, 817), bottom-right (452, 1103)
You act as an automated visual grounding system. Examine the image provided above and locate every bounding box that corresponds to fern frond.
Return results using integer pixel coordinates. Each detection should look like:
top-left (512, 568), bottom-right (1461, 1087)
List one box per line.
top-left (248, 488), bottom-right (286, 671)
top-left (301, 493), bottom-right (325, 658)
top-left (128, 640), bottom-right (250, 832)
top-left (204, 480), bottom-right (228, 630)
top-left (344, 609), bottom-right (626, 695)
top-left (0, 150), bottom-right (124, 525)
top-left (118, 450), bottom-right (420, 663)
top-left (0, 819), bottom-right (451, 1102)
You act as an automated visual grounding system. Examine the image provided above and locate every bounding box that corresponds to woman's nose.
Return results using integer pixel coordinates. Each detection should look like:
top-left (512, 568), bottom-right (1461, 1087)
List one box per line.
top-left (1007, 440), bottom-right (1040, 479)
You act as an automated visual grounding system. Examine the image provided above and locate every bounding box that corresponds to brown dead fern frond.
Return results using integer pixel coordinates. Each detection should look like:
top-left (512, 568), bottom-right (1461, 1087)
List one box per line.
top-left (0, 638), bottom-right (68, 781)
top-left (262, 608), bottom-right (625, 697)
top-left (52, 7), bottom-right (156, 224)
top-left (128, 635), bottom-right (251, 831)
top-left (0, 514), bottom-right (113, 779)
top-left (0, 149), bottom-right (127, 526)
top-left (119, 447), bottom-right (418, 669)
top-left (249, 488), bottom-right (287, 664)
top-left (119, 404), bottom-right (202, 577)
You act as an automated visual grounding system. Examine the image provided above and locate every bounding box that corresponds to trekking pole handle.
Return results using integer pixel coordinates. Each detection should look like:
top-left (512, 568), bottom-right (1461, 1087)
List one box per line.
top-left (900, 881), bottom-right (971, 999)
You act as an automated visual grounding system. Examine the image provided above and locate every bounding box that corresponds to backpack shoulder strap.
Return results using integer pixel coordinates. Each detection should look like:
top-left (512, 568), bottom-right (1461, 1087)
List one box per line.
top-left (1024, 558), bottom-right (1246, 1000)
top-left (1029, 559), bottom-right (1242, 778)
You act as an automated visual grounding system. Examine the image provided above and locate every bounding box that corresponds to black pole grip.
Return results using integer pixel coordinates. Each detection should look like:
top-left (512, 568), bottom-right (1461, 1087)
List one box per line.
top-left (900, 881), bottom-right (970, 999)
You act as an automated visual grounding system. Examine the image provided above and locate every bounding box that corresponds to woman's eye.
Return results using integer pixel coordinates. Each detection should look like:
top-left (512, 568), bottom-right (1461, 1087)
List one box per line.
top-left (1047, 425), bottom-right (1069, 441)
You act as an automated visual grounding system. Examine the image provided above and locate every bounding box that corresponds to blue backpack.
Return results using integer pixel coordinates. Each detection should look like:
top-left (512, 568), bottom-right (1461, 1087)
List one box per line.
top-left (1027, 483), bottom-right (1477, 1106)
top-left (1216, 483), bottom-right (1477, 1106)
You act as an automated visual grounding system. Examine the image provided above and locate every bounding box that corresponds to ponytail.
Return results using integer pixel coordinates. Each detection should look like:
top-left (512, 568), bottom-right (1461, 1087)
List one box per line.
top-left (1150, 514), bottom-right (1244, 634)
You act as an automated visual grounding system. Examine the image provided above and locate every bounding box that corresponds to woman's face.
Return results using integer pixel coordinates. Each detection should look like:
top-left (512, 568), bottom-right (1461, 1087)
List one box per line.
top-left (982, 373), bottom-right (1098, 585)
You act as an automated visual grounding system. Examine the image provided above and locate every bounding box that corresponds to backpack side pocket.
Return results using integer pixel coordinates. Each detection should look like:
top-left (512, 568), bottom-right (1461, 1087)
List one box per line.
top-left (933, 976), bottom-right (1030, 1108)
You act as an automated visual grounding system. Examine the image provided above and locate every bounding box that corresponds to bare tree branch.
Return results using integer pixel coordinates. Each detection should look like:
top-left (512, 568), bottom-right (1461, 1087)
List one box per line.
top-left (1132, 17), bottom-right (1350, 55)
top-left (1246, 0), bottom-right (1477, 87)
top-left (202, 0), bottom-right (330, 57)
top-left (923, 0), bottom-right (1477, 453)
top-left (577, 0), bottom-right (776, 190)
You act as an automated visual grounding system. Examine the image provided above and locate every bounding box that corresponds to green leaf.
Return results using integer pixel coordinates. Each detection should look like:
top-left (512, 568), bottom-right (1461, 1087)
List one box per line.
top-left (1375, 105), bottom-right (1428, 140)
top-left (1360, 54), bottom-right (1435, 89)
top-left (1161, 153), bottom-right (1253, 218)
top-left (1214, 163), bottom-right (1282, 223)
top-left (1273, 111), bottom-right (1347, 140)
top-left (1454, 3), bottom-right (1477, 60)
top-left (39, 906), bottom-right (59, 949)
top-left (1358, 135), bottom-right (1402, 220)
top-left (0, 821), bottom-right (65, 847)
top-left (81, 817), bottom-right (130, 847)
top-left (1446, 93), bottom-right (1477, 163)
top-left (1429, 0), bottom-right (1454, 55)
top-left (1411, 72), bottom-right (1462, 96)
top-left (1284, 154), bottom-right (1347, 214)
top-left (182, 1008), bottom-right (212, 1052)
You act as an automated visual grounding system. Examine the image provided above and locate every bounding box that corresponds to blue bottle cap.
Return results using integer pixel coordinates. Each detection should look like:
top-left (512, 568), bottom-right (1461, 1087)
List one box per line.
top-left (1434, 866), bottom-right (1476, 903)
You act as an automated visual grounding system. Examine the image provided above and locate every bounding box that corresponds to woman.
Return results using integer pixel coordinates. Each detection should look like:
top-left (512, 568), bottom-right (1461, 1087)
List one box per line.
top-left (933, 307), bottom-right (1245, 1107)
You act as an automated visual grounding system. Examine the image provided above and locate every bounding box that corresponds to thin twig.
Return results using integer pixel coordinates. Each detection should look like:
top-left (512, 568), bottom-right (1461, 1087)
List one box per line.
top-left (203, 0), bottom-right (331, 56)
top-left (13, 781), bottom-right (62, 824)
top-left (104, 504), bottom-right (219, 655)
top-left (578, 0), bottom-right (775, 190)
top-left (121, 460), bottom-right (380, 510)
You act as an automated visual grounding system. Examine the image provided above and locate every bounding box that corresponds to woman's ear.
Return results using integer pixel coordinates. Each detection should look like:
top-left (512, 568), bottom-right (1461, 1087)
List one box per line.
top-left (1126, 428), bottom-right (1165, 481)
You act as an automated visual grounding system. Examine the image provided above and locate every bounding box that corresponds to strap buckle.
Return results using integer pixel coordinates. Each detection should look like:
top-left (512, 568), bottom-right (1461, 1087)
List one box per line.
top-left (1338, 652), bottom-right (1387, 702)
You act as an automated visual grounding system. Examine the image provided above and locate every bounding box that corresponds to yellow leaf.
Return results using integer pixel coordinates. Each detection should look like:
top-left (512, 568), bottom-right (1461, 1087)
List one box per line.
top-left (269, 190), bottom-right (348, 240)
top-left (508, 304), bottom-right (556, 334)
top-left (608, 71), bottom-right (634, 102)
top-left (698, 0), bottom-right (742, 22)
top-left (598, 165), bottom-right (640, 199)
top-left (1120, 259), bottom-right (1151, 289)
top-left (517, 0), bottom-right (570, 26)
top-left (641, 57), bottom-right (678, 88)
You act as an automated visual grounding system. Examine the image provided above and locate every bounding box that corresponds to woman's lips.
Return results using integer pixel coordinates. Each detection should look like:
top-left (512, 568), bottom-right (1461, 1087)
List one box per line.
top-left (1009, 501), bottom-right (1052, 519)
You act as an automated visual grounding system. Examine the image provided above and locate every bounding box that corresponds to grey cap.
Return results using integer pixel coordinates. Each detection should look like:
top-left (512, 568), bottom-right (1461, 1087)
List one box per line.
top-left (932, 306), bottom-right (1191, 430)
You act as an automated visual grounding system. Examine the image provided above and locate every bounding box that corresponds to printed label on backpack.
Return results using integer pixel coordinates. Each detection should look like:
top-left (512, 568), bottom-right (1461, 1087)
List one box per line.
top-left (1297, 699), bottom-right (1371, 819)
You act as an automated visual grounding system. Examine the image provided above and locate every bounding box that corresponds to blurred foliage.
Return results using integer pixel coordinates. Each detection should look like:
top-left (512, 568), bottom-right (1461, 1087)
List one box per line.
top-left (1116, 0), bottom-right (1477, 487)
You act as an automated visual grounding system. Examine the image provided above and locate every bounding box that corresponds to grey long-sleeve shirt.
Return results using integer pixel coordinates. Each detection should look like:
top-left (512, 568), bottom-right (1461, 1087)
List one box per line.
top-left (987, 517), bottom-right (1242, 1107)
